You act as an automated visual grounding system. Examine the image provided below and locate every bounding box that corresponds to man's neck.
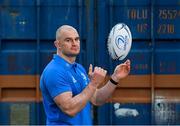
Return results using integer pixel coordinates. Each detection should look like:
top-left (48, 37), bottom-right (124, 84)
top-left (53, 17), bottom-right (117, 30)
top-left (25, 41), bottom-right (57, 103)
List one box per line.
top-left (58, 53), bottom-right (76, 64)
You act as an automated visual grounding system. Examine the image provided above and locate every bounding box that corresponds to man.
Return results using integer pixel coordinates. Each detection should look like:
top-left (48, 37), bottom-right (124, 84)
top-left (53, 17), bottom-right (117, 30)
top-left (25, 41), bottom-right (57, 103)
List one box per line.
top-left (40, 25), bottom-right (131, 125)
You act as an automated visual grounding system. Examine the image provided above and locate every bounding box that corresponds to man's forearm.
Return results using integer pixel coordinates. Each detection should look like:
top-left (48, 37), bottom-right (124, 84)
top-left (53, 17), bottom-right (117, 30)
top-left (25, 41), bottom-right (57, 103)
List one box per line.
top-left (57, 83), bottom-right (96, 116)
top-left (91, 80), bottom-right (117, 105)
top-left (71, 84), bottom-right (96, 109)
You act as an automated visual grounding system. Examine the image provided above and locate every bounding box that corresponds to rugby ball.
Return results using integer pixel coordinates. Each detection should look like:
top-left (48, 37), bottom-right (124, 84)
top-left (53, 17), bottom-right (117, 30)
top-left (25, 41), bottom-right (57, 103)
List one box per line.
top-left (107, 23), bottom-right (132, 60)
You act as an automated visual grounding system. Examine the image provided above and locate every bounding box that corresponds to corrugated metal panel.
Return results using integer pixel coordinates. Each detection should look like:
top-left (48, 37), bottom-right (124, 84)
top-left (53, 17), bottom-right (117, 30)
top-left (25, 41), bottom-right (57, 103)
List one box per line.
top-left (96, 0), bottom-right (151, 40)
top-left (40, 0), bottom-right (86, 39)
top-left (0, 0), bottom-right (94, 124)
top-left (0, 103), bottom-right (10, 124)
top-left (155, 41), bottom-right (180, 74)
top-left (154, 0), bottom-right (180, 39)
top-left (96, 0), bottom-right (180, 125)
top-left (0, 102), bottom-right (46, 125)
top-left (0, 1), bottom-right (37, 39)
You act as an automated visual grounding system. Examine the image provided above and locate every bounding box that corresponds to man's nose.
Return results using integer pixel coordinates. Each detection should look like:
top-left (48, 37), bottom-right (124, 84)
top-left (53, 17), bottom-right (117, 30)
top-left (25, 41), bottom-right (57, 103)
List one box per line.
top-left (72, 39), bottom-right (78, 45)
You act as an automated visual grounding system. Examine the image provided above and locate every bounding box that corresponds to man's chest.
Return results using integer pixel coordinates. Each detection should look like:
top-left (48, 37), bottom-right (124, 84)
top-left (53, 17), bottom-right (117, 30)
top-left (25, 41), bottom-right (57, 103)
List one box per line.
top-left (67, 69), bottom-right (89, 95)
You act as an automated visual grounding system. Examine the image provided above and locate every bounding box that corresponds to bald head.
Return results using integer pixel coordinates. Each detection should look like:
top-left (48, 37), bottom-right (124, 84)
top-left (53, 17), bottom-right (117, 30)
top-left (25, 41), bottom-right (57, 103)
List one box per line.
top-left (54, 25), bottom-right (80, 62)
top-left (56, 25), bottom-right (78, 40)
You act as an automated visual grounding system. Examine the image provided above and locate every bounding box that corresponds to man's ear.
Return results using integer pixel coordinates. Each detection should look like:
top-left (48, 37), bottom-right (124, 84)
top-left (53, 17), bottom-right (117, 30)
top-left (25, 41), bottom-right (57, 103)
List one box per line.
top-left (54, 40), bottom-right (60, 49)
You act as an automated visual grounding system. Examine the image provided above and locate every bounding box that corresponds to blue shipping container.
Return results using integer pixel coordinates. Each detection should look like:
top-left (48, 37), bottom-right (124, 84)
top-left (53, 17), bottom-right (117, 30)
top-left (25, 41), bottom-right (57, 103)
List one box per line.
top-left (0, 0), bottom-right (180, 125)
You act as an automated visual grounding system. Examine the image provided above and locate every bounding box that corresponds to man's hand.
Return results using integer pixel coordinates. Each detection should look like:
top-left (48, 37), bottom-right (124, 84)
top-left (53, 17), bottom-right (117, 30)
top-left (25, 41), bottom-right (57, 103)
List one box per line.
top-left (88, 64), bottom-right (107, 88)
top-left (111, 59), bottom-right (131, 82)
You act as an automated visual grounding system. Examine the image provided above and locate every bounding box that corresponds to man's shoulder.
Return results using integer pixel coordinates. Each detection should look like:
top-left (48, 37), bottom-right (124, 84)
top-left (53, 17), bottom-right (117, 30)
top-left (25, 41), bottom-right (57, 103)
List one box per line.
top-left (43, 60), bottom-right (66, 76)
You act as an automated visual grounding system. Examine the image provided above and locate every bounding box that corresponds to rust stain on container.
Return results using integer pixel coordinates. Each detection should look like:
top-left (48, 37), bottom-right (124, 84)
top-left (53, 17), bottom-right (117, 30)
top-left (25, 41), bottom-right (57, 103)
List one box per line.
top-left (10, 10), bottom-right (19, 17)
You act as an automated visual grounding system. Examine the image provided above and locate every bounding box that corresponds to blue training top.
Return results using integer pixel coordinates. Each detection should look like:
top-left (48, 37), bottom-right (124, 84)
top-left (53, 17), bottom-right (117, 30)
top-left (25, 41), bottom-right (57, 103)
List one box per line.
top-left (40, 54), bottom-right (92, 125)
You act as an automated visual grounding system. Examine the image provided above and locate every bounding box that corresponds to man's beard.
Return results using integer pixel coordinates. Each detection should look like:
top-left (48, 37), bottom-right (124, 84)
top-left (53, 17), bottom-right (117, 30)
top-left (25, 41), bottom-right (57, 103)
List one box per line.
top-left (66, 53), bottom-right (78, 57)
top-left (63, 51), bottom-right (79, 58)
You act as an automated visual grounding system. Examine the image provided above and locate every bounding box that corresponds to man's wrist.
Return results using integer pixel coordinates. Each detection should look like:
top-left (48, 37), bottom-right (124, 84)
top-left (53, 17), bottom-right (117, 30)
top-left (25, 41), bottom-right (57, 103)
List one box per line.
top-left (110, 77), bottom-right (119, 85)
top-left (111, 74), bottom-right (119, 82)
top-left (88, 83), bottom-right (97, 91)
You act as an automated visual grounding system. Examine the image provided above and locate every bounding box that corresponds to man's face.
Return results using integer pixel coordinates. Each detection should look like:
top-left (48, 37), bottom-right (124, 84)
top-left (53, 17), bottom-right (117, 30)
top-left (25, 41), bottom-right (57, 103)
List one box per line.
top-left (58, 29), bottom-right (80, 57)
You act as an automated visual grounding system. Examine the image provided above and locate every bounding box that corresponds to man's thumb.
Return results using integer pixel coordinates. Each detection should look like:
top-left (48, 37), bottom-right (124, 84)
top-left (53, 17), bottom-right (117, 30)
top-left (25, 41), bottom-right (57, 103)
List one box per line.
top-left (88, 64), bottom-right (93, 77)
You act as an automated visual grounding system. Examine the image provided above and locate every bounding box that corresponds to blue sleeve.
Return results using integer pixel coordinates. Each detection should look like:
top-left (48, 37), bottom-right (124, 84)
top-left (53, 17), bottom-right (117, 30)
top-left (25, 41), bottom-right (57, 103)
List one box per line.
top-left (45, 69), bottom-right (72, 98)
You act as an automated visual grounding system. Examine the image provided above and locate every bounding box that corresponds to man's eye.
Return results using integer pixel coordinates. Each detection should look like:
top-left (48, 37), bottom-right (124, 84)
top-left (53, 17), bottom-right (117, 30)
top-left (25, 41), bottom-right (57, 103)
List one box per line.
top-left (75, 38), bottom-right (79, 41)
top-left (66, 39), bottom-right (70, 42)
